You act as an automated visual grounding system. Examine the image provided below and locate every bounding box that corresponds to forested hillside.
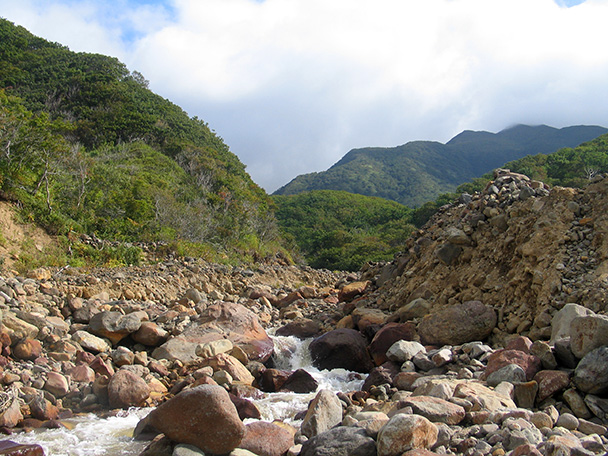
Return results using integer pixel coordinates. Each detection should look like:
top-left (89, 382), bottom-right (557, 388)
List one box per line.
top-left (274, 124), bottom-right (608, 207)
top-left (0, 19), bottom-right (281, 268)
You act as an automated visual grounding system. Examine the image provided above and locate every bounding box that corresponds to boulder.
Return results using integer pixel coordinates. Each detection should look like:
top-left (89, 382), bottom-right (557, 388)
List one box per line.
top-left (108, 369), bottom-right (150, 409)
top-left (89, 311), bottom-right (142, 345)
top-left (132, 322), bottom-right (168, 346)
top-left (377, 413), bottom-right (438, 456)
top-left (368, 322), bottom-right (417, 366)
top-left (550, 303), bottom-right (595, 344)
top-left (196, 339), bottom-right (234, 359)
top-left (44, 372), bottom-right (70, 398)
top-left (534, 370), bottom-right (570, 402)
top-left (569, 314), bottom-right (608, 359)
top-left (145, 384), bottom-right (245, 454)
top-left (484, 349), bottom-right (542, 381)
top-left (229, 393), bottom-right (262, 421)
top-left (257, 368), bottom-right (291, 393)
top-left (275, 318), bottom-right (322, 339)
top-left (13, 338), bottom-right (42, 360)
top-left (199, 353), bottom-right (255, 385)
top-left (387, 340), bottom-right (426, 364)
top-left (398, 396), bottom-right (465, 425)
top-left (300, 426), bottom-right (377, 456)
top-left (239, 421), bottom-right (294, 456)
top-left (280, 369), bottom-right (318, 393)
top-left (309, 328), bottom-right (374, 373)
top-left (338, 281), bottom-right (370, 302)
top-left (301, 389), bottom-right (343, 438)
top-left (486, 364), bottom-right (527, 387)
top-left (0, 441), bottom-right (44, 456)
top-left (0, 395), bottom-right (23, 428)
top-left (573, 346), bottom-right (608, 395)
top-left (418, 301), bottom-right (496, 346)
top-left (72, 330), bottom-right (111, 353)
top-left (394, 298), bottom-right (432, 322)
top-left (152, 302), bottom-right (273, 364)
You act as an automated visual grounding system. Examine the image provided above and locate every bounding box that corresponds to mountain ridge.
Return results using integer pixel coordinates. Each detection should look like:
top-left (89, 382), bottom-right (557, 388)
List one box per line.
top-left (274, 124), bottom-right (608, 207)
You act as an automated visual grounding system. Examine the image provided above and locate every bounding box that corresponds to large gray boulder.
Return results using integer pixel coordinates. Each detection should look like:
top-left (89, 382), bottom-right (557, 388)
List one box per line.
top-left (300, 427), bottom-right (377, 456)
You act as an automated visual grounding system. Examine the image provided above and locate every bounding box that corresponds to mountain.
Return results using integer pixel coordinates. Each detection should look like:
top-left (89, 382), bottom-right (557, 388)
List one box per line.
top-left (0, 18), bottom-right (283, 267)
top-left (273, 124), bottom-right (608, 207)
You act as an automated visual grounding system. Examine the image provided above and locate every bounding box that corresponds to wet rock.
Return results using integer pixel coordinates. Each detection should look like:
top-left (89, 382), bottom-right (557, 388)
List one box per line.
top-left (377, 413), bottom-right (438, 456)
top-left (300, 427), bottom-right (376, 456)
top-left (573, 346), bottom-right (608, 395)
top-left (229, 393), bottom-right (261, 421)
top-left (257, 368), bottom-right (290, 393)
top-left (239, 421), bottom-right (294, 456)
top-left (275, 318), bottom-right (321, 339)
top-left (301, 389), bottom-right (343, 438)
top-left (144, 384), bottom-right (245, 454)
top-left (280, 369), bottom-right (318, 393)
top-left (108, 369), bottom-right (150, 409)
top-left (0, 440), bottom-right (44, 456)
top-left (309, 328), bottom-right (374, 373)
top-left (418, 301), bottom-right (496, 346)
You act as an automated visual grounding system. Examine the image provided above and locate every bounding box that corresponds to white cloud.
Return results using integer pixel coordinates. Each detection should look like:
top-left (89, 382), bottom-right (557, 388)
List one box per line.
top-left (2, 0), bottom-right (608, 192)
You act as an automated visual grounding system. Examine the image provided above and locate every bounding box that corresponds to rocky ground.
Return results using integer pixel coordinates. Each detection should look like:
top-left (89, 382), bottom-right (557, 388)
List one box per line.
top-left (0, 170), bottom-right (608, 456)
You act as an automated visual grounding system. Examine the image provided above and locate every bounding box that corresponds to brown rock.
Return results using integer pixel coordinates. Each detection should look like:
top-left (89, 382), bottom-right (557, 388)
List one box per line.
top-left (132, 322), bottom-right (168, 346)
top-left (153, 302), bottom-right (274, 363)
top-left (534, 370), bottom-right (570, 403)
top-left (257, 368), bottom-right (291, 393)
top-left (418, 301), bottom-right (496, 346)
top-left (275, 318), bottom-right (322, 339)
top-left (505, 336), bottom-right (533, 353)
top-left (484, 349), bottom-right (542, 381)
top-left (368, 322), bottom-right (417, 366)
top-left (145, 384), bottom-right (245, 454)
top-left (69, 364), bottom-right (96, 383)
top-left (338, 281), bottom-right (370, 302)
top-left (394, 372), bottom-right (423, 391)
top-left (0, 396), bottom-right (23, 428)
top-left (280, 369), bottom-right (319, 393)
top-left (0, 440), bottom-right (44, 456)
top-left (229, 393), bottom-right (262, 420)
top-left (108, 369), bottom-right (150, 409)
top-left (29, 395), bottom-right (59, 421)
top-left (199, 353), bottom-right (255, 385)
top-left (239, 421), bottom-right (294, 456)
top-left (398, 396), bottom-right (465, 425)
top-left (377, 413), bottom-right (438, 456)
top-left (309, 328), bottom-right (374, 373)
top-left (13, 339), bottom-right (42, 361)
top-left (44, 372), bottom-right (70, 398)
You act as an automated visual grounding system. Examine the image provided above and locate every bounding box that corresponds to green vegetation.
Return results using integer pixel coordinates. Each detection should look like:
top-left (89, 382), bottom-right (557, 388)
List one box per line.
top-left (0, 19), bottom-right (283, 268)
top-left (273, 190), bottom-right (415, 271)
top-left (274, 125), bottom-right (607, 207)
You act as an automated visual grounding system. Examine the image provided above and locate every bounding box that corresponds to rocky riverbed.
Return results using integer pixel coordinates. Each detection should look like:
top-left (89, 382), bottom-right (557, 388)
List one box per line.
top-left (0, 171), bottom-right (608, 456)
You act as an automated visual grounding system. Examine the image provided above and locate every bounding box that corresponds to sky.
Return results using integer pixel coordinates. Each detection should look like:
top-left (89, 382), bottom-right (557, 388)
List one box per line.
top-left (1, 0), bottom-right (607, 192)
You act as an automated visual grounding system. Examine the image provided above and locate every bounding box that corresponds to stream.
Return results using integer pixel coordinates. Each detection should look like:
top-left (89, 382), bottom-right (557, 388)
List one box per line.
top-left (6, 334), bottom-right (366, 456)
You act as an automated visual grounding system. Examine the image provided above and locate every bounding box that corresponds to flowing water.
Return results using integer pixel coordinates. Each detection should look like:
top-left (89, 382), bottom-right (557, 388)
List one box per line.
top-left (5, 335), bottom-right (366, 456)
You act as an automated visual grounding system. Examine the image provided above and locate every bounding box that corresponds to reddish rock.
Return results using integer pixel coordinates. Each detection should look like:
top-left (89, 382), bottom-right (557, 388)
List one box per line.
top-left (309, 328), bottom-right (374, 373)
top-left (132, 322), bottom-right (168, 347)
top-left (280, 369), bottom-right (319, 393)
top-left (89, 356), bottom-right (115, 377)
top-left (275, 318), bottom-right (322, 339)
top-left (368, 322), bottom-right (417, 366)
top-left (229, 393), bottom-right (262, 420)
top-left (377, 414), bottom-right (438, 456)
top-left (44, 372), bottom-right (70, 398)
top-left (399, 396), bottom-right (466, 425)
top-left (484, 349), bottom-right (542, 381)
top-left (13, 339), bottom-right (42, 361)
top-left (418, 301), bottom-right (497, 346)
top-left (239, 421), bottom-right (294, 456)
top-left (69, 364), bottom-right (96, 383)
top-left (534, 370), bottom-right (571, 402)
top-left (394, 372), bottom-right (423, 391)
top-left (108, 369), bottom-right (150, 409)
top-left (0, 397), bottom-right (23, 428)
top-left (279, 291), bottom-right (303, 307)
top-left (257, 368), bottom-right (291, 392)
top-left (0, 440), bottom-right (44, 456)
top-left (153, 302), bottom-right (274, 363)
top-left (29, 396), bottom-right (59, 421)
top-left (338, 281), bottom-right (370, 302)
top-left (145, 384), bottom-right (245, 454)
top-left (505, 336), bottom-right (533, 354)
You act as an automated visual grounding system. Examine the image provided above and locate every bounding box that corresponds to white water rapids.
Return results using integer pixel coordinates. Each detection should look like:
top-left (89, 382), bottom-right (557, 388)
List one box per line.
top-left (7, 335), bottom-right (366, 456)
